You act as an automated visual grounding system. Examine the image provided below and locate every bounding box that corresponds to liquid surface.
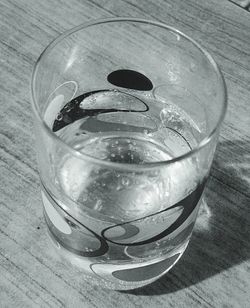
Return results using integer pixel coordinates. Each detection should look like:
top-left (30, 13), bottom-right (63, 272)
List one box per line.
top-left (52, 89), bottom-right (199, 160)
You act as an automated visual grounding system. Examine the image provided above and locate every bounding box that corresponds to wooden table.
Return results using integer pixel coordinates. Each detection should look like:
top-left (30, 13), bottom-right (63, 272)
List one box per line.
top-left (0, 0), bottom-right (249, 307)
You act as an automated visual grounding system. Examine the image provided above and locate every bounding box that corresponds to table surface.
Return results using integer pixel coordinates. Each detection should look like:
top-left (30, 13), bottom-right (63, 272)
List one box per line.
top-left (0, 0), bottom-right (249, 307)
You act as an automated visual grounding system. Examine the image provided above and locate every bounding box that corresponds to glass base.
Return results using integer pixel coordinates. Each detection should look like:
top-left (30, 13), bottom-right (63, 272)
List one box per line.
top-left (47, 228), bottom-right (189, 290)
top-left (41, 186), bottom-right (198, 290)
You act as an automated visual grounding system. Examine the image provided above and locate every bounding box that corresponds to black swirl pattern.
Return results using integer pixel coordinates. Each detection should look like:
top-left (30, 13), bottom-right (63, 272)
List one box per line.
top-left (101, 181), bottom-right (205, 246)
top-left (52, 90), bottom-right (149, 132)
top-left (42, 180), bottom-right (204, 258)
top-left (107, 69), bottom-right (153, 91)
top-left (42, 183), bottom-right (109, 257)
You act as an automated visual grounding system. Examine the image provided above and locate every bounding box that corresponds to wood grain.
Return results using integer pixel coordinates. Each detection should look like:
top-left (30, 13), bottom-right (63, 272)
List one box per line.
top-left (0, 0), bottom-right (249, 307)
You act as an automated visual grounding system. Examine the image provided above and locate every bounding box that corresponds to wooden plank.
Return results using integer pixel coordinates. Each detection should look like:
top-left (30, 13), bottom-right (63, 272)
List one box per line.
top-left (0, 0), bottom-right (249, 307)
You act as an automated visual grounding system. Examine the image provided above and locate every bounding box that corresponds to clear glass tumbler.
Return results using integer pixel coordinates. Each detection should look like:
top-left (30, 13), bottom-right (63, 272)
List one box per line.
top-left (31, 18), bottom-right (227, 290)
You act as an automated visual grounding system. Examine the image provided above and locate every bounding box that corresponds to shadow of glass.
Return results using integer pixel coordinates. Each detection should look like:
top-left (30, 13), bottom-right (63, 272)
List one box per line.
top-left (122, 139), bottom-right (250, 295)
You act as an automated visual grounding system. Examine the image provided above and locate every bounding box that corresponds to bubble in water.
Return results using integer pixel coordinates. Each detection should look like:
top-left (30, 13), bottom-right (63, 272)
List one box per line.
top-left (121, 177), bottom-right (131, 186)
top-left (150, 170), bottom-right (159, 177)
top-left (116, 185), bottom-right (122, 191)
top-left (143, 129), bottom-right (148, 134)
top-left (168, 71), bottom-right (178, 82)
top-left (64, 104), bottom-right (73, 112)
top-left (192, 156), bottom-right (198, 165)
top-left (56, 113), bottom-right (63, 121)
top-left (94, 199), bottom-right (103, 211)
top-left (81, 193), bottom-right (88, 202)
top-left (161, 107), bottom-right (183, 131)
top-left (111, 153), bottom-right (116, 158)
top-left (160, 108), bottom-right (169, 123)
top-left (99, 151), bottom-right (107, 160)
top-left (147, 170), bottom-right (160, 184)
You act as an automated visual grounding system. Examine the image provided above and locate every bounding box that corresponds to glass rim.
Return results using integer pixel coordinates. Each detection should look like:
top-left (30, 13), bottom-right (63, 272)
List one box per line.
top-left (31, 17), bottom-right (227, 170)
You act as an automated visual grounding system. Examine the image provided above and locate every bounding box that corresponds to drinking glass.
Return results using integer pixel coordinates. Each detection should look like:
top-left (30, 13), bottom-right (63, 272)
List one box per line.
top-left (31, 18), bottom-right (227, 290)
